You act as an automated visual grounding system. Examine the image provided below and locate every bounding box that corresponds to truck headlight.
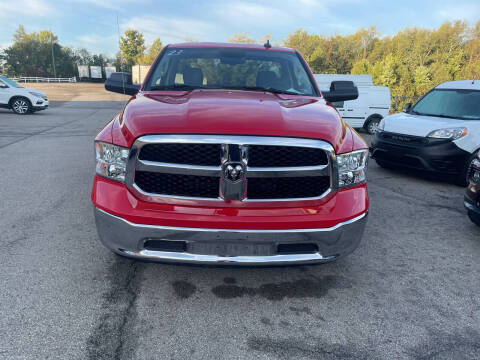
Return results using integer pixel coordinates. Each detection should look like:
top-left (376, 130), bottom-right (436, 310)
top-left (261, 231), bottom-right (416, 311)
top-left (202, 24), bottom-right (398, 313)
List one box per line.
top-left (427, 128), bottom-right (467, 140)
top-left (95, 142), bottom-right (129, 182)
top-left (337, 150), bottom-right (368, 188)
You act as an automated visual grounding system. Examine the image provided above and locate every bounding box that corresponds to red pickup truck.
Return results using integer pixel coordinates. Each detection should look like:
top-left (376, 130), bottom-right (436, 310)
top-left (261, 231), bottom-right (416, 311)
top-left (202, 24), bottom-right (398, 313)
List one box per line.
top-left (92, 42), bottom-right (369, 265)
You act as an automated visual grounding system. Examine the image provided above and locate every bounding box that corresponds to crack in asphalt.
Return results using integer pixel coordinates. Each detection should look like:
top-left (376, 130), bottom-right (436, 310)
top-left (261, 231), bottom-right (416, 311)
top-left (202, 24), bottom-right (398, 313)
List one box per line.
top-left (86, 258), bottom-right (144, 360)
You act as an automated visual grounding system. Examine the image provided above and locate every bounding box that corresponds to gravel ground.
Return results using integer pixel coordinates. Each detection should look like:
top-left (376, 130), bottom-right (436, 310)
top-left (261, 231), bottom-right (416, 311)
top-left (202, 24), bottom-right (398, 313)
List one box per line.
top-left (0, 101), bottom-right (479, 360)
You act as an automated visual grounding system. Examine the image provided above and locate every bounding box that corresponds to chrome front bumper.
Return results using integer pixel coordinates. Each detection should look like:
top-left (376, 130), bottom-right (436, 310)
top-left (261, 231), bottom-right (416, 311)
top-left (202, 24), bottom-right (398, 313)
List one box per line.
top-left (94, 208), bottom-right (367, 265)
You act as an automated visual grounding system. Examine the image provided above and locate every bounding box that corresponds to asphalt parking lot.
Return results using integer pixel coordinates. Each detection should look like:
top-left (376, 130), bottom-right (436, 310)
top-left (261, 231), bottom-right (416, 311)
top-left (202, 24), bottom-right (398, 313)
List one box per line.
top-left (0, 101), bottom-right (479, 360)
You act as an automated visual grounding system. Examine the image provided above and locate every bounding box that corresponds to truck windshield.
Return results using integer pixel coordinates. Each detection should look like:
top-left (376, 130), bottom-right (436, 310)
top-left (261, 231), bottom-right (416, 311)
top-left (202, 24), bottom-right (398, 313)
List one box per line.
top-left (412, 89), bottom-right (480, 120)
top-left (145, 47), bottom-right (317, 96)
top-left (0, 76), bottom-right (22, 88)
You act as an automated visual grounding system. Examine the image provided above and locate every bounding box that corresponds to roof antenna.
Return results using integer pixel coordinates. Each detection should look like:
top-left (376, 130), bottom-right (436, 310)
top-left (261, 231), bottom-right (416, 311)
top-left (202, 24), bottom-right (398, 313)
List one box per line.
top-left (264, 39), bottom-right (272, 49)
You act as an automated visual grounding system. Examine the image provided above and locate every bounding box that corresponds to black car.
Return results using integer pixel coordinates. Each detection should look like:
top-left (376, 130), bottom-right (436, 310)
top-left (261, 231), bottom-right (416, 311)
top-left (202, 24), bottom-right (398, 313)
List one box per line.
top-left (465, 156), bottom-right (480, 226)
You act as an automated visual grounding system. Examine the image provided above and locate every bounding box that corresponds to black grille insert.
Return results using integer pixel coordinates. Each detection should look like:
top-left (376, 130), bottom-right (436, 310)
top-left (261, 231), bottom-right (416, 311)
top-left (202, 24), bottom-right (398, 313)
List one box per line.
top-left (248, 145), bottom-right (328, 167)
top-left (139, 143), bottom-right (221, 166)
top-left (144, 240), bottom-right (187, 252)
top-left (247, 176), bottom-right (330, 199)
top-left (135, 171), bottom-right (219, 198)
top-left (379, 132), bottom-right (427, 145)
top-left (277, 243), bottom-right (319, 254)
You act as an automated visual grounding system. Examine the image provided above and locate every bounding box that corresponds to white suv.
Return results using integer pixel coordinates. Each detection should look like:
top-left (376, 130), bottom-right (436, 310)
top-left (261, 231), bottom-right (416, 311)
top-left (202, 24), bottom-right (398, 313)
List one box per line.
top-left (0, 75), bottom-right (49, 114)
top-left (371, 80), bottom-right (480, 185)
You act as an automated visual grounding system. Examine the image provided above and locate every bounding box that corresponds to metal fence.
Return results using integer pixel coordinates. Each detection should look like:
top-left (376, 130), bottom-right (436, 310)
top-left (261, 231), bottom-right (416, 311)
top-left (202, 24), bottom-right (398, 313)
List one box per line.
top-left (11, 77), bottom-right (77, 83)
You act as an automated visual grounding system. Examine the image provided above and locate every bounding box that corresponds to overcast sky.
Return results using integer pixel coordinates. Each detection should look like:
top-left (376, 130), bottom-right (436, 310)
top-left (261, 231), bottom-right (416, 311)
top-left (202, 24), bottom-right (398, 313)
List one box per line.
top-left (1, 0), bottom-right (479, 56)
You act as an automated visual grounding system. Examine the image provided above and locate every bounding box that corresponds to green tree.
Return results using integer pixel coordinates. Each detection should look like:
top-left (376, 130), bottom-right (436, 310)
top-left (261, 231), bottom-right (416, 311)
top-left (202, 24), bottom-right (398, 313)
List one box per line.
top-left (414, 66), bottom-right (432, 95)
top-left (119, 29), bottom-right (146, 66)
top-left (228, 32), bottom-right (256, 44)
top-left (282, 21), bottom-right (479, 109)
top-left (351, 59), bottom-right (371, 74)
top-left (4, 25), bottom-right (73, 77)
top-left (3, 25), bottom-right (113, 77)
top-left (13, 25), bottom-right (27, 43)
top-left (137, 38), bottom-right (163, 65)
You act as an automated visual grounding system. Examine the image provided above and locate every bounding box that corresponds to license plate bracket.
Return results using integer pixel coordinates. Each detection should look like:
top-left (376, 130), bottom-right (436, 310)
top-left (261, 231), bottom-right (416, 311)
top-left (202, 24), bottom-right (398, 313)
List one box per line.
top-left (188, 242), bottom-right (273, 256)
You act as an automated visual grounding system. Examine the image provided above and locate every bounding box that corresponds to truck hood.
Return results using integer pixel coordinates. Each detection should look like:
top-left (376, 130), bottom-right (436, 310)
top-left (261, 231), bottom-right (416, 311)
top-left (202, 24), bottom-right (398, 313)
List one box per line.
top-left (383, 112), bottom-right (473, 137)
top-left (117, 89), bottom-right (351, 153)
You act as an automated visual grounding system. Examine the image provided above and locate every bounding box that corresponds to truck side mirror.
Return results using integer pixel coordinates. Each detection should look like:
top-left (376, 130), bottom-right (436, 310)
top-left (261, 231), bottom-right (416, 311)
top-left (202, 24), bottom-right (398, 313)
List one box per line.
top-left (105, 72), bottom-right (140, 96)
top-left (322, 81), bottom-right (358, 103)
top-left (403, 102), bottom-right (412, 113)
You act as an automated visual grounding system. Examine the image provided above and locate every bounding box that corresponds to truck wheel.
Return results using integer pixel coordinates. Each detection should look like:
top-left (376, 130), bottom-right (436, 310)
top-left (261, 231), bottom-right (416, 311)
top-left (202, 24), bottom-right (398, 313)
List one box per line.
top-left (456, 151), bottom-right (478, 187)
top-left (364, 116), bottom-right (382, 135)
top-left (10, 97), bottom-right (32, 115)
top-left (468, 210), bottom-right (480, 227)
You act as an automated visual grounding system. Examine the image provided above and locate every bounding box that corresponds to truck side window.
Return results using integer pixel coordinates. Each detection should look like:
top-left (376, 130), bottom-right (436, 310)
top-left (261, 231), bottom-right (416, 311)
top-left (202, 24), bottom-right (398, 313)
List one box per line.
top-left (292, 60), bottom-right (312, 93)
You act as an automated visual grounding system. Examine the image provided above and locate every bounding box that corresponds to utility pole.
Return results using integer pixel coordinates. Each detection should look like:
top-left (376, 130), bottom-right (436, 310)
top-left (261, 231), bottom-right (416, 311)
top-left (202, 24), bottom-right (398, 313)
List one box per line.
top-left (51, 31), bottom-right (57, 78)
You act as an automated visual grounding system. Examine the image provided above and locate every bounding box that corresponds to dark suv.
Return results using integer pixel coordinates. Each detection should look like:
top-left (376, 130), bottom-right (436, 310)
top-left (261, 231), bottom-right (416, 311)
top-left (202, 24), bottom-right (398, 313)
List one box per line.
top-left (465, 154), bottom-right (480, 226)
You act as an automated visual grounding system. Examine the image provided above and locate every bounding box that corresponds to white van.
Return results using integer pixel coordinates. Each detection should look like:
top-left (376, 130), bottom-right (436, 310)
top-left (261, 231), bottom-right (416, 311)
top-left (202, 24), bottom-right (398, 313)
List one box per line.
top-left (371, 80), bottom-right (480, 185)
top-left (314, 74), bottom-right (391, 134)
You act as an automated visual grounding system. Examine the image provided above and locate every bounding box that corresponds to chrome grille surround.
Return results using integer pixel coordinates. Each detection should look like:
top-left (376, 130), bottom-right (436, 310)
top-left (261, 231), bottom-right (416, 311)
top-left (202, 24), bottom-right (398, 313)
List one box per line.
top-left (126, 135), bottom-right (338, 204)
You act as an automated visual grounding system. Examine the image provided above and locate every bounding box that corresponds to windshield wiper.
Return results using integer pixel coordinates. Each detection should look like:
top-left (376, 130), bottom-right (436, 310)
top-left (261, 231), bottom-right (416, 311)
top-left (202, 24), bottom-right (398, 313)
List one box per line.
top-left (412, 111), bottom-right (465, 120)
top-left (149, 84), bottom-right (206, 91)
top-left (224, 86), bottom-right (302, 96)
top-left (411, 111), bottom-right (450, 118)
top-left (150, 84), bottom-right (304, 95)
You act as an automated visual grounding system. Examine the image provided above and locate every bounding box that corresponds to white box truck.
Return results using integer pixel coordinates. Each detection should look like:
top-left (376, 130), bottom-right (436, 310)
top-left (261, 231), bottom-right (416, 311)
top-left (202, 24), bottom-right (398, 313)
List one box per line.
top-left (314, 74), bottom-right (391, 134)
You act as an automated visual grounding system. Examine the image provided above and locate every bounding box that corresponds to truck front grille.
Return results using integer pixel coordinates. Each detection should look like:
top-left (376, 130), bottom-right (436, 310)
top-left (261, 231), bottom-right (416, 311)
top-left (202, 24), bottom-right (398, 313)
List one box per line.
top-left (129, 135), bottom-right (334, 202)
top-left (139, 143), bottom-right (327, 167)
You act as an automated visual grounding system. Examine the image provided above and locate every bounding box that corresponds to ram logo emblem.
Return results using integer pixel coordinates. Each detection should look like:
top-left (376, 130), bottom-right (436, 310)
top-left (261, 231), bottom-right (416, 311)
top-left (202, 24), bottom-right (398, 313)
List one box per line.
top-left (224, 163), bottom-right (245, 182)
